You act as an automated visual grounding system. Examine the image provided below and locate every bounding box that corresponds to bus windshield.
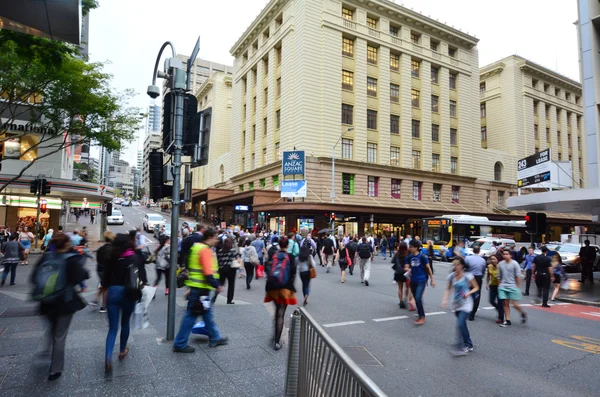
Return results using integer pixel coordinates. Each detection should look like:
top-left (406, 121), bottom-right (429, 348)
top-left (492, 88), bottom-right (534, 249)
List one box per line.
top-left (423, 220), bottom-right (451, 245)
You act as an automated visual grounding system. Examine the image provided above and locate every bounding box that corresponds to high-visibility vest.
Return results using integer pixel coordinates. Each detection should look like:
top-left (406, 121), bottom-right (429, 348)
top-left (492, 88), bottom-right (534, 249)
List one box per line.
top-left (185, 243), bottom-right (219, 290)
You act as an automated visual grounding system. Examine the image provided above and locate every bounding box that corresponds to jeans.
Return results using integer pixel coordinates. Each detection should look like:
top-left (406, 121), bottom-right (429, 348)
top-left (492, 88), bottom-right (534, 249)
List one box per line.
top-left (455, 311), bottom-right (473, 348)
top-left (1, 261), bottom-right (18, 284)
top-left (358, 258), bottom-right (371, 281)
top-left (536, 274), bottom-right (550, 305)
top-left (244, 262), bottom-right (254, 287)
top-left (45, 311), bottom-right (74, 374)
top-left (299, 271), bottom-right (311, 297)
top-left (174, 288), bottom-right (222, 348)
top-left (325, 254), bottom-right (335, 269)
top-left (524, 269), bottom-right (532, 294)
top-left (381, 246), bottom-right (387, 257)
top-left (155, 268), bottom-right (170, 289)
top-left (218, 265), bottom-right (236, 303)
top-left (105, 286), bottom-right (136, 362)
top-left (410, 280), bottom-right (427, 318)
top-left (470, 276), bottom-right (483, 318)
top-left (488, 285), bottom-right (504, 321)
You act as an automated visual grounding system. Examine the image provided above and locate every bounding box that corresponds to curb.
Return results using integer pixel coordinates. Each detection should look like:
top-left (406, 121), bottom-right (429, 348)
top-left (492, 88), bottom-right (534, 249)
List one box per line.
top-left (556, 296), bottom-right (600, 308)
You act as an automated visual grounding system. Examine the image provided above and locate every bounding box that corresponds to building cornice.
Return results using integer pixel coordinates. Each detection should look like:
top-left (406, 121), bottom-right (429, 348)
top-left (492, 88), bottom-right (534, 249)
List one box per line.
top-left (479, 63), bottom-right (505, 80)
top-left (230, 0), bottom-right (287, 57)
top-left (519, 61), bottom-right (582, 93)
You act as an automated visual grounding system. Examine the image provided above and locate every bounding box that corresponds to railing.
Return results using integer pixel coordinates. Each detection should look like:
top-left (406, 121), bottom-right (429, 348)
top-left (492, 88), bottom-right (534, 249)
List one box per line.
top-left (368, 28), bottom-right (381, 38)
top-left (285, 308), bottom-right (387, 397)
top-left (343, 19), bottom-right (357, 30)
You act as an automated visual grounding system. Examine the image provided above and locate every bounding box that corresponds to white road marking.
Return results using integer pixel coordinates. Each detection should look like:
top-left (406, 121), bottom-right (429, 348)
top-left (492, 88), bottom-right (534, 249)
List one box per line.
top-left (372, 316), bottom-right (409, 322)
top-left (323, 320), bottom-right (366, 328)
top-left (554, 302), bottom-right (570, 305)
top-left (521, 304), bottom-right (533, 307)
top-left (481, 307), bottom-right (496, 310)
top-left (581, 312), bottom-right (600, 318)
top-left (425, 311), bottom-right (446, 316)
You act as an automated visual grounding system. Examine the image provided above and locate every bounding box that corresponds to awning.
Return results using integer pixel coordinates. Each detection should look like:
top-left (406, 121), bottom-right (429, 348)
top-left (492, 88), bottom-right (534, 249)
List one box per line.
top-left (507, 188), bottom-right (600, 216)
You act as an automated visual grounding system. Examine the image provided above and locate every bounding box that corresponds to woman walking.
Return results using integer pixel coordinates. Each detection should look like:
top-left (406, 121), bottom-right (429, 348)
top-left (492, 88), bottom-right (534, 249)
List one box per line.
top-left (392, 242), bottom-right (414, 309)
top-left (486, 255), bottom-right (504, 324)
top-left (1, 234), bottom-right (24, 286)
top-left (18, 226), bottom-right (33, 265)
top-left (336, 242), bottom-right (351, 283)
top-left (427, 240), bottom-right (435, 274)
top-left (441, 257), bottom-right (479, 356)
top-left (240, 239), bottom-right (259, 289)
top-left (103, 233), bottom-right (148, 373)
top-left (154, 236), bottom-right (171, 295)
top-left (406, 240), bottom-right (435, 325)
top-left (41, 228), bottom-right (54, 251)
top-left (216, 237), bottom-right (238, 304)
top-left (297, 246), bottom-right (315, 305)
top-left (264, 236), bottom-right (296, 350)
top-left (551, 254), bottom-right (566, 302)
top-left (92, 231), bottom-right (114, 313)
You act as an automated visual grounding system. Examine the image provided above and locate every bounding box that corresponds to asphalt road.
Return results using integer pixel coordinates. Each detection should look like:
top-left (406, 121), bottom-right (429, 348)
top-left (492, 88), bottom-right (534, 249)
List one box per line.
top-left (107, 208), bottom-right (600, 396)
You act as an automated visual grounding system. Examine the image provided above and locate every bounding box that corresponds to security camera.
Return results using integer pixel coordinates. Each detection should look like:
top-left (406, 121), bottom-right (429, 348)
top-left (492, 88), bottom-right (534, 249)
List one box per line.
top-left (147, 85), bottom-right (161, 99)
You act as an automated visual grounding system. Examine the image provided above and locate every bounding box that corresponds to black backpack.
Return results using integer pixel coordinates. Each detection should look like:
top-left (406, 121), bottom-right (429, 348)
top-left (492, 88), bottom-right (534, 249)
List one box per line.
top-left (266, 244), bottom-right (279, 266)
top-left (302, 238), bottom-right (313, 253)
top-left (358, 243), bottom-right (371, 259)
top-left (122, 257), bottom-right (142, 301)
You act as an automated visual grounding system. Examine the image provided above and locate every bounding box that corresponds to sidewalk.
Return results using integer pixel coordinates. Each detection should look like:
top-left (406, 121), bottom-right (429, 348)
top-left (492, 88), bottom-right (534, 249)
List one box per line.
top-left (0, 259), bottom-right (287, 396)
top-left (556, 271), bottom-right (600, 307)
top-left (63, 214), bottom-right (103, 251)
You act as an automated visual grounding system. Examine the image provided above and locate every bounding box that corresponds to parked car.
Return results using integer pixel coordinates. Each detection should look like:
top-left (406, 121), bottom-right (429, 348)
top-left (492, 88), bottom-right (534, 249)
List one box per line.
top-left (131, 201), bottom-right (140, 206)
top-left (107, 209), bottom-right (124, 225)
top-left (143, 213), bottom-right (165, 232)
top-left (467, 237), bottom-right (516, 257)
top-left (154, 223), bottom-right (172, 240)
top-left (122, 200), bottom-right (132, 207)
top-left (559, 244), bottom-right (600, 273)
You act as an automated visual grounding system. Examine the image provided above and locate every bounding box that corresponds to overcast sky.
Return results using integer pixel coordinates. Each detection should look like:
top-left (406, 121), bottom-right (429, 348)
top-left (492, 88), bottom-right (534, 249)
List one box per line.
top-left (88, 0), bottom-right (580, 165)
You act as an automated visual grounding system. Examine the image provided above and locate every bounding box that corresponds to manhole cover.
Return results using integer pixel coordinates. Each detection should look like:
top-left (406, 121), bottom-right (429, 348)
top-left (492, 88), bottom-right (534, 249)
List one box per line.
top-left (0, 307), bottom-right (39, 318)
top-left (343, 346), bottom-right (383, 367)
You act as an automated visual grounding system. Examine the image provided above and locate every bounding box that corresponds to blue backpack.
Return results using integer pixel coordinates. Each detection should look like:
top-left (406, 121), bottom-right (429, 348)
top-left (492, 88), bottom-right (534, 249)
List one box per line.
top-left (32, 253), bottom-right (76, 305)
top-left (268, 252), bottom-right (291, 289)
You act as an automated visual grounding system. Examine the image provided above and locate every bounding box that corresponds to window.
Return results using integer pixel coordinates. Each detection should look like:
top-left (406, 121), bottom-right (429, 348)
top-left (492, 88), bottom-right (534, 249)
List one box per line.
top-left (252, 124), bottom-right (256, 141)
top-left (411, 89), bottom-right (420, 108)
top-left (535, 146), bottom-right (539, 153)
top-left (366, 16), bottom-right (377, 29)
top-left (545, 105), bottom-right (551, 118)
top-left (546, 128), bottom-right (550, 142)
top-left (389, 25), bottom-right (399, 37)
top-left (534, 124), bottom-right (539, 140)
top-left (410, 31), bottom-right (420, 44)
top-left (390, 83), bottom-right (400, 102)
top-left (486, 190), bottom-right (491, 206)
top-left (368, 176), bottom-right (379, 197)
top-left (449, 73), bottom-right (457, 89)
top-left (433, 184), bottom-right (441, 202)
top-left (480, 82), bottom-right (486, 93)
top-left (342, 138), bottom-right (353, 159)
top-left (412, 150), bottom-right (421, 169)
top-left (367, 143), bottom-right (377, 163)
top-left (533, 100), bottom-right (538, 115)
top-left (242, 130), bottom-right (246, 147)
top-left (342, 7), bottom-right (353, 20)
top-left (450, 157), bottom-right (458, 174)
top-left (252, 154), bottom-right (256, 170)
top-left (391, 179), bottom-right (401, 199)
top-left (558, 152), bottom-right (562, 161)
top-left (390, 53), bottom-right (400, 71)
top-left (450, 128), bottom-right (458, 146)
top-left (480, 103), bottom-right (486, 118)
top-left (263, 118), bottom-right (268, 136)
top-left (367, 77), bottom-right (378, 97)
top-left (253, 96), bottom-right (257, 114)
top-left (481, 126), bottom-right (487, 141)
top-left (430, 40), bottom-right (439, 52)
top-left (494, 162), bottom-right (502, 181)
top-left (568, 133), bottom-right (572, 148)
top-left (532, 79), bottom-right (538, 89)
top-left (450, 100), bottom-right (457, 118)
top-left (432, 124), bottom-right (440, 142)
top-left (342, 37), bottom-right (354, 57)
top-left (412, 181), bottom-right (422, 200)
top-left (451, 186), bottom-right (460, 203)
top-left (275, 142), bottom-right (281, 159)
top-left (432, 153), bottom-right (440, 172)
top-left (342, 70), bottom-right (354, 91)
top-left (390, 146), bottom-right (400, 166)
top-left (263, 58), bottom-right (269, 76)
top-left (276, 110), bottom-right (281, 129)
top-left (277, 78), bottom-right (282, 97)
top-left (260, 177), bottom-right (266, 188)
top-left (264, 88), bottom-right (268, 106)
top-left (566, 92), bottom-right (571, 102)
top-left (342, 173), bottom-right (355, 195)
top-left (544, 83), bottom-right (550, 93)
top-left (557, 130), bottom-right (562, 145)
top-left (276, 47), bottom-right (282, 65)
top-left (273, 175), bottom-right (279, 189)
top-left (342, 104), bottom-right (353, 125)
top-left (262, 149), bottom-right (267, 165)
top-left (431, 95), bottom-right (439, 112)
top-left (578, 136), bottom-right (581, 150)
top-left (390, 115), bottom-right (400, 134)
top-left (243, 104), bottom-right (247, 120)
top-left (431, 67), bottom-right (439, 84)
top-left (411, 59), bottom-right (420, 78)
top-left (367, 45), bottom-right (378, 64)
top-left (367, 109), bottom-right (377, 130)
top-left (448, 47), bottom-right (457, 58)
top-left (239, 184), bottom-right (244, 192)
top-left (411, 119), bottom-right (420, 138)
top-left (498, 191), bottom-right (505, 207)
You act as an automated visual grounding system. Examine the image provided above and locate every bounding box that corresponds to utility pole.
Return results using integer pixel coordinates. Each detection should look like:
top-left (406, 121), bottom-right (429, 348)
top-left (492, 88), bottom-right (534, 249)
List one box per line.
top-left (34, 176), bottom-right (42, 250)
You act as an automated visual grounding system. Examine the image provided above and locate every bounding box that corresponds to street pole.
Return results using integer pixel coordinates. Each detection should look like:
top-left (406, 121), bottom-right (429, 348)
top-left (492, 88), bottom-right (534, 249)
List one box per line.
top-left (331, 145), bottom-right (335, 205)
top-left (34, 177), bottom-right (41, 250)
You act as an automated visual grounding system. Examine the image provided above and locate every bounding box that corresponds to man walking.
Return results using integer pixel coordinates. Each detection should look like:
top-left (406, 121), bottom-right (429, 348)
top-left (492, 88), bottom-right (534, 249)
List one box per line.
top-left (533, 246), bottom-right (553, 307)
top-left (321, 233), bottom-right (336, 273)
top-left (355, 237), bottom-right (374, 286)
top-left (522, 247), bottom-right (536, 295)
top-left (579, 240), bottom-right (596, 284)
top-left (389, 233), bottom-right (396, 258)
top-left (498, 250), bottom-right (527, 327)
top-left (346, 237), bottom-right (358, 276)
top-left (465, 246), bottom-right (487, 320)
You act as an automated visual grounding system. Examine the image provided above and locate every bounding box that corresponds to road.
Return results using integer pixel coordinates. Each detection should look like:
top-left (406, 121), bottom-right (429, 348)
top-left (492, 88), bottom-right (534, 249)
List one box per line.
top-left (108, 207), bottom-right (599, 396)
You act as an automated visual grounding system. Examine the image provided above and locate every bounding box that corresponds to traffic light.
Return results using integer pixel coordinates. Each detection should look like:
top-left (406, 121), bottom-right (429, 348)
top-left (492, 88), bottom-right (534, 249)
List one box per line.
top-left (182, 94), bottom-right (199, 156)
top-left (30, 179), bottom-right (39, 194)
top-left (106, 202), bottom-right (113, 217)
top-left (331, 213), bottom-right (336, 223)
top-left (149, 150), bottom-right (174, 200)
top-left (537, 213), bottom-right (547, 235)
top-left (525, 212), bottom-right (547, 235)
top-left (40, 200), bottom-right (47, 214)
top-left (162, 92), bottom-right (174, 151)
top-left (41, 179), bottom-right (51, 195)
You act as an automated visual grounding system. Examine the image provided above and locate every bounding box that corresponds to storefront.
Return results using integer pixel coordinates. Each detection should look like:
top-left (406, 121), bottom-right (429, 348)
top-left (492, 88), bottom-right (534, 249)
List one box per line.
top-left (0, 195), bottom-right (62, 242)
top-left (232, 204), bottom-right (254, 230)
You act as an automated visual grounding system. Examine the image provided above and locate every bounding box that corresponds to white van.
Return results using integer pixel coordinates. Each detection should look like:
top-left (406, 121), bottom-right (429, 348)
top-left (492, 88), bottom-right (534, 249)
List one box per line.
top-left (470, 237), bottom-right (516, 257)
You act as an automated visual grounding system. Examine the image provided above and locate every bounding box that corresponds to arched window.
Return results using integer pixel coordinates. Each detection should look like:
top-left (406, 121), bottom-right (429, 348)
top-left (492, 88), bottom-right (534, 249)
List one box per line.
top-left (494, 162), bottom-right (503, 181)
top-left (220, 165), bottom-right (224, 183)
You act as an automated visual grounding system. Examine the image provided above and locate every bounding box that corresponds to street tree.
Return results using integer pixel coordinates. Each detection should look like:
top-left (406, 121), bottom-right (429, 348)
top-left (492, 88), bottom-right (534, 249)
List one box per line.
top-left (0, 29), bottom-right (140, 192)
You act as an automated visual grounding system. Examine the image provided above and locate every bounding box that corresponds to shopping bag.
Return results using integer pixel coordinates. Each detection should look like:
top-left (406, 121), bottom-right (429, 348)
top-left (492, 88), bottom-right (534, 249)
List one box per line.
top-left (132, 302), bottom-right (149, 330)
top-left (256, 264), bottom-right (265, 279)
top-left (560, 279), bottom-right (569, 290)
top-left (192, 321), bottom-right (209, 336)
top-left (141, 285), bottom-right (157, 308)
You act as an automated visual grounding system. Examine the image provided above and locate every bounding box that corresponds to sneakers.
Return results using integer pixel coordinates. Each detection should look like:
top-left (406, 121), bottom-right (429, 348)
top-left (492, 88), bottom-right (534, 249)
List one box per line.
top-left (415, 318), bottom-right (425, 325)
top-left (496, 319), bottom-right (504, 324)
top-left (273, 342), bottom-right (282, 351)
top-left (500, 320), bottom-right (512, 327)
top-left (521, 312), bottom-right (527, 324)
top-left (365, 280), bottom-right (369, 286)
top-left (208, 337), bottom-right (229, 348)
top-left (99, 307), bottom-right (107, 313)
top-left (165, 288), bottom-right (169, 295)
top-left (466, 346), bottom-right (474, 352)
top-left (399, 301), bottom-right (406, 309)
top-left (173, 345), bottom-right (196, 353)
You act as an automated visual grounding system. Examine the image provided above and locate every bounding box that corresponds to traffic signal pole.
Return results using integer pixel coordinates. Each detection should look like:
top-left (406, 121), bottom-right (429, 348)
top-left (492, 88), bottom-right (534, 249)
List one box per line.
top-left (34, 177), bottom-right (41, 250)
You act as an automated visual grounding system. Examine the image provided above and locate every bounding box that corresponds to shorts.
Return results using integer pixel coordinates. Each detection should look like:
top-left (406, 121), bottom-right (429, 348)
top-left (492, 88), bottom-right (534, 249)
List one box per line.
top-left (97, 271), bottom-right (104, 288)
top-left (394, 273), bottom-right (407, 283)
top-left (553, 275), bottom-right (561, 284)
top-left (498, 286), bottom-right (521, 301)
top-left (20, 240), bottom-right (31, 250)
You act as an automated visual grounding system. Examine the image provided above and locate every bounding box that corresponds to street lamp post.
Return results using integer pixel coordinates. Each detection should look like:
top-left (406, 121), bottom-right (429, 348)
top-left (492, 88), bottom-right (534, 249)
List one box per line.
top-left (331, 127), bottom-right (354, 204)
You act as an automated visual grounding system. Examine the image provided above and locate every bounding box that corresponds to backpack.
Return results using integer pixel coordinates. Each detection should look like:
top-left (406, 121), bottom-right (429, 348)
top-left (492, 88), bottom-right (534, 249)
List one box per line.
top-left (266, 244), bottom-right (279, 266)
top-left (268, 251), bottom-right (291, 289)
top-left (302, 238), bottom-right (312, 250)
top-left (382, 238), bottom-right (388, 247)
top-left (32, 252), bottom-right (76, 305)
top-left (358, 243), bottom-right (371, 259)
top-left (123, 257), bottom-right (142, 301)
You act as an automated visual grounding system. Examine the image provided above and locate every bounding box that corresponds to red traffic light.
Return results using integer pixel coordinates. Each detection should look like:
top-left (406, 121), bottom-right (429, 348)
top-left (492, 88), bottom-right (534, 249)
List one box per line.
top-left (40, 200), bottom-right (47, 214)
top-left (331, 213), bottom-right (336, 220)
top-left (524, 215), bottom-right (530, 222)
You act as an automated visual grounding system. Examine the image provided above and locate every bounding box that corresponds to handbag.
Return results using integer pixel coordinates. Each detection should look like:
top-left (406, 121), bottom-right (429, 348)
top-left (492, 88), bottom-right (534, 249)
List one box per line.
top-left (309, 265), bottom-right (317, 279)
top-left (256, 264), bottom-right (265, 279)
top-left (249, 248), bottom-right (259, 265)
top-left (231, 258), bottom-right (242, 269)
top-left (176, 267), bottom-right (189, 288)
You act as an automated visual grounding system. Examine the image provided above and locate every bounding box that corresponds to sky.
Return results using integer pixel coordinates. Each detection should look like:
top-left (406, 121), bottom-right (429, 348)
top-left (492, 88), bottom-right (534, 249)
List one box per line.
top-left (88, 0), bottom-right (580, 165)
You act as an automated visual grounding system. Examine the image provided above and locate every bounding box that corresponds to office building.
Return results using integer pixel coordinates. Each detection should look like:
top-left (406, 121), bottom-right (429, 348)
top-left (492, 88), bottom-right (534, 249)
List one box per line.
top-left (142, 132), bottom-right (161, 194)
top-left (146, 103), bottom-right (161, 135)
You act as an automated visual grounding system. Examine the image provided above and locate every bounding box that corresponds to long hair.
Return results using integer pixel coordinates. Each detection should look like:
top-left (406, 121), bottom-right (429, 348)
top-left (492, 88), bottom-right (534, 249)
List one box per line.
top-left (111, 233), bottom-right (134, 263)
top-left (220, 237), bottom-right (234, 253)
top-left (298, 246), bottom-right (310, 262)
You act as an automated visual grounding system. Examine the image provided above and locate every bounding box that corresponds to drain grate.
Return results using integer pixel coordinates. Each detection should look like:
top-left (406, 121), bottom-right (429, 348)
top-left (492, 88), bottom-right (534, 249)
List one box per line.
top-left (0, 307), bottom-right (39, 318)
top-left (343, 346), bottom-right (383, 367)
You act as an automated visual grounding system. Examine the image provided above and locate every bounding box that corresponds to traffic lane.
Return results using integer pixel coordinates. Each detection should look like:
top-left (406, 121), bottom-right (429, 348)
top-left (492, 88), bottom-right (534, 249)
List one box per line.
top-left (530, 303), bottom-right (600, 321)
top-left (303, 259), bottom-right (600, 397)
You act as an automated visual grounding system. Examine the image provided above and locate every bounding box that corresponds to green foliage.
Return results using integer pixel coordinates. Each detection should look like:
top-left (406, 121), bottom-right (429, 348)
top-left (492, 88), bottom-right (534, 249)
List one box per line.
top-left (82, 0), bottom-right (100, 16)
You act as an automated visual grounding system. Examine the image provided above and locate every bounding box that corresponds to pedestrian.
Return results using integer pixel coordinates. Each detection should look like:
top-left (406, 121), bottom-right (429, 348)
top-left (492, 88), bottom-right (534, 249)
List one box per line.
top-left (251, 233), bottom-right (267, 267)
top-left (498, 250), bottom-right (527, 327)
top-left (356, 237), bottom-right (374, 286)
top-left (264, 236), bottom-right (296, 350)
top-left (380, 235), bottom-right (388, 260)
top-left (90, 231), bottom-right (115, 313)
top-left (18, 226), bottom-right (33, 265)
top-left (441, 257), bottom-right (479, 356)
top-left (287, 232), bottom-right (300, 257)
top-left (336, 242), bottom-right (352, 283)
top-left (389, 233), bottom-right (396, 258)
top-left (32, 232), bottom-right (89, 381)
top-left (551, 254), bottom-right (566, 302)
top-left (300, 234), bottom-right (317, 258)
top-left (405, 239), bottom-right (435, 325)
top-left (321, 233), bottom-right (336, 273)
top-left (486, 255), bottom-right (504, 324)
top-left (154, 236), bottom-right (171, 295)
top-left (533, 246), bottom-right (553, 307)
top-left (522, 247), bottom-right (536, 296)
top-left (103, 233), bottom-right (148, 372)
top-left (426, 240), bottom-right (435, 274)
top-left (240, 239), bottom-right (259, 289)
top-left (392, 242), bottom-right (413, 309)
top-left (173, 228), bottom-right (229, 353)
top-left (465, 246), bottom-right (486, 321)
top-left (41, 228), bottom-right (54, 251)
top-left (297, 246), bottom-right (315, 305)
top-left (1, 234), bottom-right (24, 286)
top-left (346, 237), bottom-right (358, 276)
top-left (316, 234), bottom-right (324, 266)
top-left (90, 210), bottom-right (95, 224)
top-left (578, 240), bottom-right (596, 284)
top-left (216, 237), bottom-right (238, 304)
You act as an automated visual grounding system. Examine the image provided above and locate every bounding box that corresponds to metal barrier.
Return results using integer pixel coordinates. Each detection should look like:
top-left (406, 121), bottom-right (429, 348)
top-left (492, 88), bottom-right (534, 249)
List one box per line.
top-left (285, 307), bottom-right (388, 397)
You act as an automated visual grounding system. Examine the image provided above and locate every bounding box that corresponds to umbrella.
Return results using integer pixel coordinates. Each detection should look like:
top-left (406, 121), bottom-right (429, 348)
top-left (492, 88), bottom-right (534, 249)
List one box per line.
top-left (317, 228), bottom-right (333, 234)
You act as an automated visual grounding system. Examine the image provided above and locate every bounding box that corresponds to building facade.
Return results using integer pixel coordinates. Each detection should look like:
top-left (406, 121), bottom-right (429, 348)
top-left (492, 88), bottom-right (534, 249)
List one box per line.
top-left (480, 55), bottom-right (585, 188)
top-left (146, 103), bottom-right (161, 135)
top-left (142, 132), bottom-right (161, 194)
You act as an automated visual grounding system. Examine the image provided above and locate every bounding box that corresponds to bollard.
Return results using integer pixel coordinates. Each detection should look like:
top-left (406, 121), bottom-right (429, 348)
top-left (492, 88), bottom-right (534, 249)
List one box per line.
top-left (285, 308), bottom-right (301, 397)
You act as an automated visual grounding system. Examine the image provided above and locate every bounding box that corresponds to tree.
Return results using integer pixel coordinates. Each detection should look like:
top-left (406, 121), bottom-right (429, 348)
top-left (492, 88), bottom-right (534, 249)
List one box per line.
top-left (73, 161), bottom-right (98, 184)
top-left (0, 30), bottom-right (140, 192)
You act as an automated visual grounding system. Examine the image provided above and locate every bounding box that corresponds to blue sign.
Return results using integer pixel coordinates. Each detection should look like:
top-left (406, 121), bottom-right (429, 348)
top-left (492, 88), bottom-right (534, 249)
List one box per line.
top-left (234, 205), bottom-right (250, 212)
top-left (281, 180), bottom-right (307, 198)
top-left (282, 150), bottom-right (305, 175)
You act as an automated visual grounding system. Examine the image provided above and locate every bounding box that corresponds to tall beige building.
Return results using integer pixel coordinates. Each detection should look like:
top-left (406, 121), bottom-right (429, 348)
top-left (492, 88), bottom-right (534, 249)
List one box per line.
top-left (480, 55), bottom-right (585, 187)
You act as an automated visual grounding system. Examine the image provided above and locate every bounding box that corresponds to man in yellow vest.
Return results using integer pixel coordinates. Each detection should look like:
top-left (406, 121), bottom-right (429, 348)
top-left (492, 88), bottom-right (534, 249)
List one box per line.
top-left (173, 229), bottom-right (229, 352)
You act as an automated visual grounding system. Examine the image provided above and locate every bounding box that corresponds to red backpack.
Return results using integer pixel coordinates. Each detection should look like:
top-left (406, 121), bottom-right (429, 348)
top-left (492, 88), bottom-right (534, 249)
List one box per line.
top-left (268, 251), bottom-right (291, 288)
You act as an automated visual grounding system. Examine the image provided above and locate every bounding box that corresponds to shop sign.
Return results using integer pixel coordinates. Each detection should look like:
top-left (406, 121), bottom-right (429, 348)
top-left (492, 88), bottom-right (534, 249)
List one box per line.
top-left (234, 205), bottom-right (250, 212)
top-left (281, 180), bottom-right (307, 198)
top-left (343, 177), bottom-right (351, 195)
top-left (517, 149), bottom-right (551, 187)
top-left (282, 150), bottom-right (305, 175)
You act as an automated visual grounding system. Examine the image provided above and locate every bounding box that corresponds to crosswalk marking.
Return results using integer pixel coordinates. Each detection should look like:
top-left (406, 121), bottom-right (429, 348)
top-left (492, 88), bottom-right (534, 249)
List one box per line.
top-left (372, 316), bottom-right (409, 322)
top-left (581, 312), bottom-right (600, 318)
top-left (323, 321), bottom-right (366, 328)
top-left (425, 311), bottom-right (446, 316)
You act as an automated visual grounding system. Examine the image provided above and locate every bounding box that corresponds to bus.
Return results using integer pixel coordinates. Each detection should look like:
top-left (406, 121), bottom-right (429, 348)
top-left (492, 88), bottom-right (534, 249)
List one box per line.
top-left (422, 215), bottom-right (527, 249)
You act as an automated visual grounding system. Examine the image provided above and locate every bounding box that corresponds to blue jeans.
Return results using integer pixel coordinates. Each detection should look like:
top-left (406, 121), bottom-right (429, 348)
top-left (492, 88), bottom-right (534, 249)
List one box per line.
top-left (2, 261), bottom-right (18, 284)
top-left (381, 246), bottom-right (387, 257)
top-left (300, 271), bottom-right (311, 297)
top-left (105, 286), bottom-right (136, 362)
top-left (410, 280), bottom-right (427, 318)
top-left (173, 288), bottom-right (222, 349)
top-left (489, 285), bottom-right (504, 321)
top-left (455, 310), bottom-right (473, 348)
